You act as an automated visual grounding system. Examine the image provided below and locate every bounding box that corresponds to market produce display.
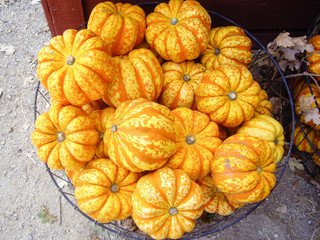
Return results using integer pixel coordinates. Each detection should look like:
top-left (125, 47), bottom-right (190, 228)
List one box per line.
top-left (31, 0), bottom-right (295, 239)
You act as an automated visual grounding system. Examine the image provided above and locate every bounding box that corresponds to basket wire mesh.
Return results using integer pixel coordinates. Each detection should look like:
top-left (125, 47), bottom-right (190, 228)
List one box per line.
top-left (33, 3), bottom-right (295, 239)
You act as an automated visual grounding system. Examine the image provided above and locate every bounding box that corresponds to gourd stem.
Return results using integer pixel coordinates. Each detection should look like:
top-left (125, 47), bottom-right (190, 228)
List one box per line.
top-left (99, 132), bottom-right (104, 140)
top-left (183, 74), bottom-right (191, 82)
top-left (110, 183), bottom-right (120, 193)
top-left (214, 48), bottom-right (220, 55)
top-left (274, 139), bottom-right (279, 145)
top-left (66, 55), bottom-right (75, 65)
top-left (186, 135), bottom-right (196, 145)
top-left (57, 131), bottom-right (66, 142)
top-left (257, 167), bottom-right (262, 173)
top-left (111, 124), bottom-right (117, 133)
top-left (171, 17), bottom-right (178, 25)
top-left (228, 91), bottom-right (237, 100)
top-left (169, 207), bottom-right (178, 216)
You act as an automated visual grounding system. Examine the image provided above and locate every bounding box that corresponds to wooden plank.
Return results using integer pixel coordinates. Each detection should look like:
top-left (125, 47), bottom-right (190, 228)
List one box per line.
top-left (41, 0), bottom-right (85, 37)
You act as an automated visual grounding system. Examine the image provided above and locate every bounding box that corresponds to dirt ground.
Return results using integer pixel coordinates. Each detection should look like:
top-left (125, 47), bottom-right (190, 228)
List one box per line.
top-left (0, 1), bottom-right (320, 240)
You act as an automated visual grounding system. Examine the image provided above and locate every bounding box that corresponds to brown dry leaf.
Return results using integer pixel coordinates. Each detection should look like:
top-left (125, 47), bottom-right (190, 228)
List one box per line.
top-left (298, 95), bottom-right (316, 113)
top-left (275, 32), bottom-right (295, 48)
top-left (288, 158), bottom-right (305, 172)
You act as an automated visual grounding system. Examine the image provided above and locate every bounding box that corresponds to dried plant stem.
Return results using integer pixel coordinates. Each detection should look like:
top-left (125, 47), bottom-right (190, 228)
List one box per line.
top-left (279, 72), bottom-right (320, 80)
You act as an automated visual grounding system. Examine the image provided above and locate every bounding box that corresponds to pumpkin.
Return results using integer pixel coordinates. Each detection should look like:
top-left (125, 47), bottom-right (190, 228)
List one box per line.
top-left (306, 35), bottom-right (320, 81)
top-left (65, 168), bottom-right (82, 184)
top-left (132, 167), bottom-right (204, 239)
top-left (37, 29), bottom-right (115, 106)
top-left (295, 83), bottom-right (320, 130)
top-left (31, 103), bottom-right (100, 170)
top-left (211, 134), bottom-right (276, 203)
top-left (236, 115), bottom-right (285, 163)
top-left (218, 124), bottom-right (228, 141)
top-left (159, 61), bottom-right (206, 110)
top-left (145, 0), bottom-right (211, 62)
top-left (104, 98), bottom-right (178, 172)
top-left (91, 107), bottom-right (116, 158)
top-left (254, 89), bottom-right (272, 116)
top-left (196, 174), bottom-right (244, 215)
top-left (103, 48), bottom-right (163, 108)
top-left (74, 158), bottom-right (141, 223)
top-left (165, 107), bottom-right (222, 180)
top-left (311, 137), bottom-right (320, 166)
top-left (200, 26), bottom-right (253, 70)
top-left (196, 64), bottom-right (261, 128)
top-left (293, 123), bottom-right (318, 153)
top-left (87, 1), bottom-right (146, 56)
top-left (134, 39), bottom-right (164, 64)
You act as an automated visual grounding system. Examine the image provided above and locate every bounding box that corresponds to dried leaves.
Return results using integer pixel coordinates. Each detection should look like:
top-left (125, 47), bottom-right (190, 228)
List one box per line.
top-left (37, 205), bottom-right (57, 223)
top-left (267, 31), bottom-right (314, 72)
top-left (298, 95), bottom-right (316, 113)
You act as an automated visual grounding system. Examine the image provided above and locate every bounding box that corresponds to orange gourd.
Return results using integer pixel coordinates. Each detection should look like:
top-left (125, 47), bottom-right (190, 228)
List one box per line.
top-left (87, 1), bottom-right (146, 56)
top-left (37, 29), bottom-right (115, 106)
top-left (201, 26), bottom-right (253, 70)
top-left (31, 103), bottom-right (99, 170)
top-left (254, 89), bottom-right (272, 116)
top-left (104, 98), bottom-right (178, 172)
top-left (103, 48), bottom-right (163, 108)
top-left (145, 0), bottom-right (211, 62)
top-left (132, 167), bottom-right (204, 239)
top-left (165, 107), bottom-right (222, 180)
top-left (306, 35), bottom-right (320, 81)
top-left (159, 61), bottom-right (206, 110)
top-left (74, 158), bottom-right (141, 223)
top-left (211, 134), bottom-right (276, 203)
top-left (196, 65), bottom-right (261, 128)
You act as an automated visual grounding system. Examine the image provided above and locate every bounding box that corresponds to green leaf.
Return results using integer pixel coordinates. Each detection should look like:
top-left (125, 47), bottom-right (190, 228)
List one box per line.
top-left (37, 205), bottom-right (57, 224)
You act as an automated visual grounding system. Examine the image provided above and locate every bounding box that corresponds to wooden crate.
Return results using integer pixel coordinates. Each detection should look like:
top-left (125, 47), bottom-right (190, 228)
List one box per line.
top-left (41, 0), bottom-right (320, 47)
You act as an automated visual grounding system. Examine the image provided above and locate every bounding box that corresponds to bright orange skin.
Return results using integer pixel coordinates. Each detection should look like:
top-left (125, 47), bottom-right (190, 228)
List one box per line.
top-left (237, 115), bottom-right (285, 163)
top-left (166, 107), bottom-right (222, 181)
top-left (159, 61), bottom-right (206, 110)
top-left (211, 134), bottom-right (276, 203)
top-left (196, 174), bottom-right (244, 215)
top-left (132, 167), bottom-right (204, 240)
top-left (103, 48), bottom-right (163, 108)
top-left (307, 35), bottom-right (320, 81)
top-left (293, 123), bottom-right (317, 154)
top-left (146, 0), bottom-right (211, 62)
top-left (104, 98), bottom-right (178, 172)
top-left (201, 26), bottom-right (253, 70)
top-left (74, 158), bottom-right (141, 223)
top-left (91, 107), bottom-right (116, 158)
top-left (81, 100), bottom-right (108, 116)
top-left (196, 65), bottom-right (261, 128)
top-left (31, 103), bottom-right (100, 170)
top-left (37, 29), bottom-right (115, 106)
top-left (88, 2), bottom-right (146, 56)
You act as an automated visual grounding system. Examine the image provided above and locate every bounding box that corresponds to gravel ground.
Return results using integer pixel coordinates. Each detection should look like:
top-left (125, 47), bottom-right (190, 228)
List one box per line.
top-left (0, 1), bottom-right (319, 240)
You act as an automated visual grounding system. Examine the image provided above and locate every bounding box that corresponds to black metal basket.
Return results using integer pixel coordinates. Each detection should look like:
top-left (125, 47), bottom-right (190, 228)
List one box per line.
top-left (290, 12), bottom-right (320, 170)
top-left (33, 3), bottom-right (295, 239)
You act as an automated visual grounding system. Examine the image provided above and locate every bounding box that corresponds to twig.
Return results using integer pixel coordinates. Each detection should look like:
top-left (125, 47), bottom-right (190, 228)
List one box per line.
top-left (59, 195), bottom-right (62, 225)
top-left (306, 210), bottom-right (320, 215)
top-left (276, 72), bottom-right (320, 81)
top-left (311, 227), bottom-right (317, 240)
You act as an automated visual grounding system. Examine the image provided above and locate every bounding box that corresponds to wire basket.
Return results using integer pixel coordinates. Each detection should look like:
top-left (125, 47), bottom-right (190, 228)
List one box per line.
top-left (33, 3), bottom-right (295, 239)
top-left (290, 12), bottom-right (320, 170)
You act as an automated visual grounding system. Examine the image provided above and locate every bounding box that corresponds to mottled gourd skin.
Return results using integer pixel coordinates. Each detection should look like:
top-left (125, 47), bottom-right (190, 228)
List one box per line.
top-left (74, 158), bottom-right (141, 223)
top-left (295, 83), bottom-right (320, 130)
top-left (91, 107), bottom-right (116, 158)
top-left (104, 98), bottom-right (178, 172)
top-left (159, 61), bottom-right (206, 110)
top-left (292, 124), bottom-right (317, 154)
top-left (132, 167), bottom-right (204, 240)
top-left (211, 134), bottom-right (276, 204)
top-left (87, 1), bottom-right (146, 56)
top-left (196, 64), bottom-right (261, 128)
top-left (311, 136), bottom-right (320, 166)
top-left (237, 115), bottom-right (285, 163)
top-left (103, 48), bottom-right (163, 108)
top-left (37, 29), bottom-right (115, 106)
top-left (201, 26), bottom-right (253, 70)
top-left (307, 35), bottom-right (320, 81)
top-left (31, 103), bottom-right (100, 170)
top-left (165, 107), bottom-right (222, 181)
top-left (146, 0), bottom-right (211, 63)
top-left (196, 174), bottom-right (244, 215)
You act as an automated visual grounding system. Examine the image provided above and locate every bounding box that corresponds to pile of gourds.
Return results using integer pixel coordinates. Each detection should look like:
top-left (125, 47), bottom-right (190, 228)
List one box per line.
top-left (292, 34), bottom-right (320, 166)
top-left (31, 0), bottom-right (286, 239)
